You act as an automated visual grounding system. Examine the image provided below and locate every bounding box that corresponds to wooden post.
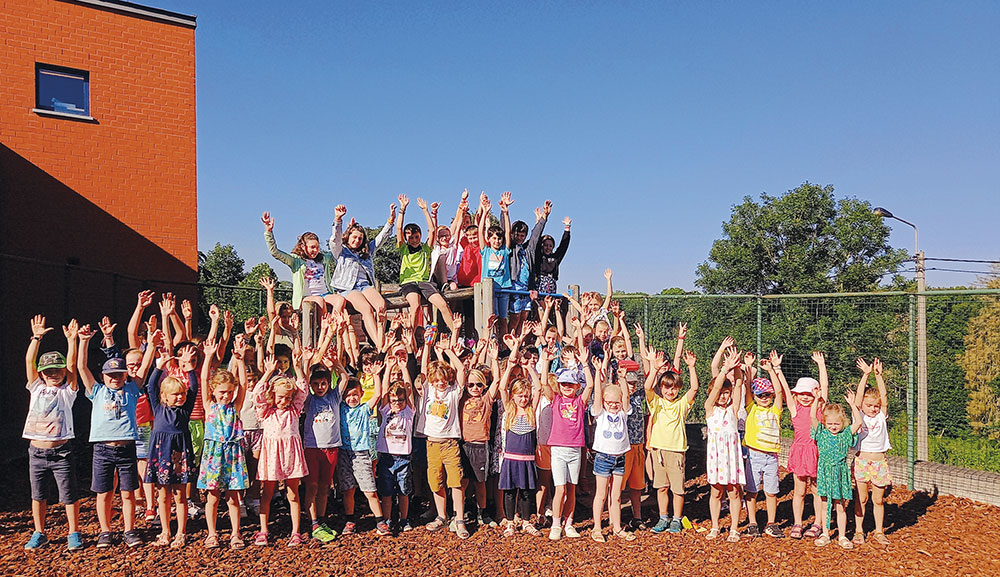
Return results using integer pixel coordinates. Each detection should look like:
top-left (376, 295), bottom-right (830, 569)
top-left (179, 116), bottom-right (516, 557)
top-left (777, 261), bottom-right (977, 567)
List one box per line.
top-left (476, 279), bottom-right (494, 339)
top-left (568, 283), bottom-right (581, 338)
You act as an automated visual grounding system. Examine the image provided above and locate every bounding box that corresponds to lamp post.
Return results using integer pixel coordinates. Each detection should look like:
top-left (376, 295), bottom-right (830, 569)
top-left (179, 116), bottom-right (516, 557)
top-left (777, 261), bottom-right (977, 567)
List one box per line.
top-left (874, 207), bottom-right (928, 462)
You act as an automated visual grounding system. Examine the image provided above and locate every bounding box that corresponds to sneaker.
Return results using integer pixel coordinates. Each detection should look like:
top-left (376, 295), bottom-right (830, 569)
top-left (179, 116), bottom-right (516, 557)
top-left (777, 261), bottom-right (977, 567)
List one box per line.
top-left (745, 523), bottom-right (760, 537)
top-left (145, 508), bottom-right (157, 522)
top-left (253, 531), bottom-right (269, 546)
top-left (426, 516), bottom-right (446, 532)
top-left (563, 522), bottom-right (581, 538)
top-left (187, 500), bottom-right (202, 520)
top-left (66, 532), bottom-right (84, 551)
top-left (312, 523), bottom-right (337, 543)
top-left (764, 523), bottom-right (784, 538)
top-left (627, 518), bottom-right (642, 532)
top-left (454, 520), bottom-right (470, 539)
top-left (401, 520), bottom-right (414, 532)
top-left (651, 518), bottom-right (671, 533)
top-left (288, 533), bottom-right (303, 547)
top-left (376, 520), bottom-right (392, 536)
top-left (123, 531), bottom-right (143, 548)
top-left (96, 531), bottom-right (114, 548)
top-left (150, 512), bottom-right (161, 528)
top-left (25, 531), bottom-right (48, 550)
top-left (668, 518), bottom-right (683, 534)
top-left (548, 525), bottom-right (562, 541)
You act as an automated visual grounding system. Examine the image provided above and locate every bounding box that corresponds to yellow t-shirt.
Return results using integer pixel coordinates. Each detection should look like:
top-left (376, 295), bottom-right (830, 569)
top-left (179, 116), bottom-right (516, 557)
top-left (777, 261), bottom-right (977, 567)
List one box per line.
top-left (359, 373), bottom-right (376, 404)
top-left (646, 392), bottom-right (692, 452)
top-left (744, 403), bottom-right (782, 453)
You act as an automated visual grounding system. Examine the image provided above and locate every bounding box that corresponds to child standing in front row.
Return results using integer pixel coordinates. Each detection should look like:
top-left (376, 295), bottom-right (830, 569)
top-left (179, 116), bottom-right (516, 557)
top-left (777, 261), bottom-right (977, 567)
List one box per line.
top-left (338, 370), bottom-right (389, 537)
top-left (853, 357), bottom-right (892, 546)
top-left (589, 349), bottom-right (636, 542)
top-left (704, 349), bottom-right (745, 542)
top-left (376, 357), bottom-right (416, 533)
top-left (812, 390), bottom-right (862, 549)
top-left (497, 353), bottom-right (542, 537)
top-left (743, 351), bottom-right (785, 538)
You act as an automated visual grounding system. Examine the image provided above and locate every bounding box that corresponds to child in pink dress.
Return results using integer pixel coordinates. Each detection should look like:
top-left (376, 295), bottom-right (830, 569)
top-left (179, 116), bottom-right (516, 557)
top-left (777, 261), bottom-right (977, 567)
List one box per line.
top-left (253, 354), bottom-right (309, 547)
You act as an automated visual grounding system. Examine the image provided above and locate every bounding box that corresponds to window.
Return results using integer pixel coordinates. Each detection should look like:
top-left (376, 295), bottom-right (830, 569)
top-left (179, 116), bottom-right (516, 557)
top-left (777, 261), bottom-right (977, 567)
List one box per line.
top-left (35, 64), bottom-right (90, 117)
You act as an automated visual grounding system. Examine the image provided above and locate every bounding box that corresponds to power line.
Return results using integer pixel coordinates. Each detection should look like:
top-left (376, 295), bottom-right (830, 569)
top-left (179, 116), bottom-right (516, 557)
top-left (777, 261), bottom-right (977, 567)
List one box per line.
top-left (925, 257), bottom-right (1000, 264)
top-left (925, 267), bottom-right (1000, 276)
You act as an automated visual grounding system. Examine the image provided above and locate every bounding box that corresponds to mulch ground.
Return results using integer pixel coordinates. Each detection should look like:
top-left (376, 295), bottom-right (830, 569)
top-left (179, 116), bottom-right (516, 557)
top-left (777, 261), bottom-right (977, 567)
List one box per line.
top-left (0, 456), bottom-right (995, 577)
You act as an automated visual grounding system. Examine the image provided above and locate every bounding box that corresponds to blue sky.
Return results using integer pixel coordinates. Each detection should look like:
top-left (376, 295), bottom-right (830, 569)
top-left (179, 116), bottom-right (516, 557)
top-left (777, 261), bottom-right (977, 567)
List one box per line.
top-left (154, 0), bottom-right (999, 293)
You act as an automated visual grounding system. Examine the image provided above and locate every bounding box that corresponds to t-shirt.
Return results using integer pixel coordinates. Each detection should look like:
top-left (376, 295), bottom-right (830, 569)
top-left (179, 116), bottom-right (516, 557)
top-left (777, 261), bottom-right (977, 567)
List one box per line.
top-left (431, 240), bottom-right (462, 285)
top-left (744, 403), bottom-right (782, 453)
top-left (536, 396), bottom-right (553, 445)
top-left (647, 391), bottom-right (692, 451)
top-left (480, 246), bottom-right (512, 289)
top-left (304, 388), bottom-right (342, 449)
top-left (856, 412), bottom-right (891, 453)
top-left (377, 404), bottom-right (414, 455)
top-left (399, 244), bottom-right (432, 284)
top-left (419, 384), bottom-right (463, 440)
top-left (23, 379), bottom-right (77, 442)
top-left (512, 244), bottom-right (531, 289)
top-left (547, 394), bottom-right (586, 448)
top-left (460, 393), bottom-right (492, 443)
top-left (87, 381), bottom-right (141, 442)
top-left (136, 394), bottom-right (153, 426)
top-left (591, 405), bottom-right (633, 455)
top-left (626, 388), bottom-right (647, 446)
top-left (303, 259), bottom-right (328, 296)
top-left (240, 389), bottom-right (261, 430)
top-left (456, 238), bottom-right (482, 287)
top-left (340, 403), bottom-right (374, 452)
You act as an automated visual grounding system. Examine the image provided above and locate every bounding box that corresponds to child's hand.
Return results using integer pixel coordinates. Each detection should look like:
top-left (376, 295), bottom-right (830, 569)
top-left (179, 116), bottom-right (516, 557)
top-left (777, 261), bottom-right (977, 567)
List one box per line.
top-left (555, 299), bottom-right (562, 312)
top-left (742, 350), bottom-right (756, 367)
top-left (398, 194), bottom-right (409, 211)
top-left (177, 344), bottom-right (197, 366)
top-left (202, 338), bottom-right (219, 358)
top-left (769, 350), bottom-right (782, 368)
top-left (159, 293), bottom-right (175, 316)
top-left (233, 334), bottom-right (246, 360)
top-left (370, 358), bottom-right (386, 376)
top-left (677, 322), bottom-right (688, 340)
top-left (873, 357), bottom-right (883, 376)
top-left (62, 319), bottom-right (79, 340)
top-left (499, 191), bottom-right (513, 210)
top-left (149, 329), bottom-right (165, 349)
top-left (430, 201), bottom-right (440, 216)
top-left (562, 216), bottom-right (572, 228)
top-left (261, 211), bottom-right (274, 232)
top-left (543, 200), bottom-right (552, 217)
top-left (181, 299), bottom-right (193, 320)
top-left (844, 392), bottom-right (857, 408)
top-left (401, 326), bottom-right (414, 344)
top-left (479, 190), bottom-right (488, 209)
top-left (388, 203), bottom-right (397, 223)
top-left (415, 197), bottom-right (427, 211)
top-left (259, 276), bottom-right (276, 291)
top-left (609, 300), bottom-right (621, 317)
top-left (145, 314), bottom-right (158, 337)
top-left (722, 348), bottom-right (740, 370)
top-left (223, 310), bottom-right (235, 331)
top-left (719, 336), bottom-right (735, 351)
top-left (811, 351), bottom-right (826, 365)
top-left (683, 350), bottom-right (697, 368)
top-left (209, 304), bottom-right (220, 322)
top-left (289, 313), bottom-right (300, 332)
top-left (487, 314), bottom-right (499, 331)
top-left (651, 350), bottom-right (667, 371)
top-left (78, 324), bottom-right (94, 341)
top-left (292, 347), bottom-right (303, 369)
top-left (99, 316), bottom-right (117, 340)
top-left (523, 320), bottom-right (537, 336)
top-left (334, 204), bottom-right (347, 221)
top-left (856, 357), bottom-right (872, 373)
top-left (245, 316), bottom-right (259, 335)
top-left (760, 356), bottom-right (771, 370)
top-left (263, 354), bottom-right (278, 375)
top-left (634, 322), bottom-right (645, 341)
top-left (137, 290), bottom-right (155, 309)
top-left (155, 345), bottom-right (171, 369)
top-left (534, 206), bottom-right (544, 222)
top-left (30, 315), bottom-right (53, 339)
top-left (452, 312), bottom-right (463, 331)
top-left (604, 268), bottom-right (613, 281)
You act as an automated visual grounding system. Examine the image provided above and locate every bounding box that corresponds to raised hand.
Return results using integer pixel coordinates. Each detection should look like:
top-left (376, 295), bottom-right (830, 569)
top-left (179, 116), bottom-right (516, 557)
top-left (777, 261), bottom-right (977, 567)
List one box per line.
top-left (30, 315), bottom-right (53, 338)
top-left (137, 290), bottom-right (155, 309)
top-left (634, 322), bottom-right (645, 341)
top-left (856, 357), bottom-right (872, 373)
top-left (542, 200), bottom-right (552, 217)
top-left (149, 329), bottom-right (165, 350)
top-left (743, 350), bottom-right (756, 367)
top-left (722, 347), bottom-right (740, 370)
top-left (289, 312), bottom-right (300, 332)
top-left (398, 194), bottom-right (409, 211)
top-left (263, 354), bottom-right (278, 375)
top-left (223, 310), bottom-right (235, 330)
top-left (78, 324), bottom-right (95, 341)
top-left (177, 344), bottom-right (197, 366)
top-left (810, 351), bottom-right (826, 365)
top-left (261, 211), bottom-right (274, 232)
top-left (534, 207), bottom-right (544, 221)
top-left (768, 350), bottom-right (782, 368)
top-left (415, 197), bottom-right (427, 211)
top-left (334, 204), bottom-right (347, 221)
top-left (233, 334), bottom-right (246, 359)
top-left (452, 312), bottom-right (463, 331)
top-left (181, 300), bottom-right (193, 320)
top-left (99, 316), bottom-right (117, 340)
top-left (62, 319), bottom-right (79, 340)
top-left (873, 357), bottom-right (884, 376)
top-left (245, 316), bottom-right (259, 335)
top-left (562, 216), bottom-right (572, 227)
top-left (603, 268), bottom-right (613, 281)
top-left (720, 336), bottom-right (735, 350)
top-left (209, 304), bottom-right (220, 322)
top-left (677, 322), bottom-right (688, 340)
top-left (388, 203), bottom-right (397, 223)
top-left (429, 201), bottom-right (440, 216)
top-left (145, 315), bottom-right (158, 337)
top-left (259, 276), bottom-right (276, 291)
top-left (683, 350), bottom-right (698, 368)
top-left (202, 338), bottom-right (219, 359)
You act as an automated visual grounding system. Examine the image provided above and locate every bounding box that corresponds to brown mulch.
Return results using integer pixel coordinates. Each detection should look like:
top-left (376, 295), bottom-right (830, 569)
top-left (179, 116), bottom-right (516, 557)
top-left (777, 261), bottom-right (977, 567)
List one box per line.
top-left (1, 458), bottom-right (996, 577)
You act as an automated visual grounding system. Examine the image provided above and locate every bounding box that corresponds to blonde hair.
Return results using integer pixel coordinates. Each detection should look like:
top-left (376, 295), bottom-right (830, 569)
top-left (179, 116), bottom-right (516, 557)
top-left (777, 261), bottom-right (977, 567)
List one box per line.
top-left (823, 403), bottom-right (847, 425)
top-left (159, 376), bottom-right (186, 404)
top-left (265, 376), bottom-right (296, 406)
top-left (209, 369), bottom-right (237, 392)
top-left (603, 384), bottom-right (623, 403)
top-left (503, 378), bottom-right (535, 430)
top-left (863, 389), bottom-right (882, 404)
top-left (426, 360), bottom-right (455, 385)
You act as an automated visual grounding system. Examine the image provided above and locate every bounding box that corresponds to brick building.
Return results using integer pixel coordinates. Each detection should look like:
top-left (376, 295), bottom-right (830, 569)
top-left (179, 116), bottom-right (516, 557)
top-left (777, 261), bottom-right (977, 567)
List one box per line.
top-left (0, 0), bottom-right (198, 458)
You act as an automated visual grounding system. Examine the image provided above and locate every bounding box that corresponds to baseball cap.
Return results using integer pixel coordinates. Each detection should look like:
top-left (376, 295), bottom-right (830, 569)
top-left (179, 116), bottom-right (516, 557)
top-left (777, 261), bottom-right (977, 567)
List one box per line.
top-left (102, 357), bottom-right (128, 374)
top-left (37, 351), bottom-right (67, 371)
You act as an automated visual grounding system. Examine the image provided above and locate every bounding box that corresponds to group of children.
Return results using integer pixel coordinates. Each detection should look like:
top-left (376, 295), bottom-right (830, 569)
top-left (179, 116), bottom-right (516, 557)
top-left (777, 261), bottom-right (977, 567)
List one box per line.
top-left (21, 192), bottom-right (893, 553)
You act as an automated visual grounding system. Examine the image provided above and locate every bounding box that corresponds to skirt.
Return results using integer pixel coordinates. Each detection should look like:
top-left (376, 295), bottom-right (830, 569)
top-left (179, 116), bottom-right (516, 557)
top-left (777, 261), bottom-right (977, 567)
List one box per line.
top-left (145, 430), bottom-right (196, 486)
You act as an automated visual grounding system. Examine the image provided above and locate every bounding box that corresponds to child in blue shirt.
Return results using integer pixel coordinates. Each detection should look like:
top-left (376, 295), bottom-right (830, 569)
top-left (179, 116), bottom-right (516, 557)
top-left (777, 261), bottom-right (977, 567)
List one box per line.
top-left (477, 191), bottom-right (513, 339)
top-left (337, 366), bottom-right (389, 536)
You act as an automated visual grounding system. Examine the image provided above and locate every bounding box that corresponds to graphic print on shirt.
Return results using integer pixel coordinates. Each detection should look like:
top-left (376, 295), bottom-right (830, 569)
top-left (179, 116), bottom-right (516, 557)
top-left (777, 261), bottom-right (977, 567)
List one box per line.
top-left (487, 251), bottom-right (504, 278)
top-left (428, 399), bottom-right (450, 420)
top-left (558, 398), bottom-right (579, 422)
top-left (26, 388), bottom-right (67, 438)
top-left (386, 413), bottom-right (408, 442)
top-left (753, 408), bottom-right (780, 447)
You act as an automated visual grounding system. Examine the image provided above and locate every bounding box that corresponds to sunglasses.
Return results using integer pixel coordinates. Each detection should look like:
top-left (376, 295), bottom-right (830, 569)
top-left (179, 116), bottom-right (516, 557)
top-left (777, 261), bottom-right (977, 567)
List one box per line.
top-left (468, 382), bottom-right (486, 388)
top-left (389, 397), bottom-right (405, 404)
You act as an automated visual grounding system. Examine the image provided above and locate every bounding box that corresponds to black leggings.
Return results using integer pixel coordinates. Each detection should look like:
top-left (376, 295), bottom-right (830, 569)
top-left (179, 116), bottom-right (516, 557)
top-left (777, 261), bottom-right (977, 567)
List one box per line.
top-left (503, 488), bottom-right (536, 521)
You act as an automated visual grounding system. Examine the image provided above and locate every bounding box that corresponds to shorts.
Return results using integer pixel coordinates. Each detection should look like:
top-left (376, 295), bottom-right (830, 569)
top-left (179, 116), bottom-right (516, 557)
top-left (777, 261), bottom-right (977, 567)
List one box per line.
top-left (650, 448), bottom-right (686, 494)
top-left (853, 456), bottom-right (892, 488)
top-left (593, 451), bottom-right (626, 478)
top-left (550, 446), bottom-right (582, 486)
top-left (305, 447), bottom-right (339, 487)
top-left (744, 448), bottom-right (779, 495)
top-left (493, 291), bottom-right (510, 320)
top-left (376, 452), bottom-right (413, 497)
top-left (535, 444), bottom-right (551, 471)
top-left (28, 444), bottom-right (78, 504)
top-left (426, 439), bottom-right (463, 492)
top-left (242, 429), bottom-right (263, 457)
top-left (622, 444), bottom-right (646, 491)
top-left (136, 424), bottom-right (152, 459)
top-left (189, 419), bottom-right (205, 467)
top-left (92, 442), bottom-right (140, 494)
top-left (347, 278), bottom-right (373, 293)
top-left (461, 441), bottom-right (489, 484)
top-left (400, 282), bottom-right (441, 303)
top-left (509, 293), bottom-right (532, 314)
top-left (336, 449), bottom-right (377, 494)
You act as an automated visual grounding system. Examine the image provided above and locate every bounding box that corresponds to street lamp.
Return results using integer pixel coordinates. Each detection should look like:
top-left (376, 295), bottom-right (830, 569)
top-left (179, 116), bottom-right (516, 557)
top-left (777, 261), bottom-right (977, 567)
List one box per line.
top-left (874, 207), bottom-right (928, 463)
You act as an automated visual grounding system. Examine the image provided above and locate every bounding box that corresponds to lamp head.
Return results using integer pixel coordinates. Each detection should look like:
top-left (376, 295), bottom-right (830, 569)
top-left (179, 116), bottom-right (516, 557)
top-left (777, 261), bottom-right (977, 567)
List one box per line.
top-left (873, 207), bottom-right (894, 218)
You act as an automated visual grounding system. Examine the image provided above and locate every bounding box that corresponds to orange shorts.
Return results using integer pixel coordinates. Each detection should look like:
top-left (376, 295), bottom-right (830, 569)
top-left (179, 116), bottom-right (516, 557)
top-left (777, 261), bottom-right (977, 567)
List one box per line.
top-left (535, 444), bottom-right (551, 471)
top-left (622, 444), bottom-right (646, 491)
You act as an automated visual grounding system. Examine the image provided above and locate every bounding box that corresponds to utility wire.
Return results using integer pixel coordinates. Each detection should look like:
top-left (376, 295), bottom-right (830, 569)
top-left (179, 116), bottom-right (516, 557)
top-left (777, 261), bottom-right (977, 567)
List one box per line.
top-left (925, 257), bottom-right (1000, 264)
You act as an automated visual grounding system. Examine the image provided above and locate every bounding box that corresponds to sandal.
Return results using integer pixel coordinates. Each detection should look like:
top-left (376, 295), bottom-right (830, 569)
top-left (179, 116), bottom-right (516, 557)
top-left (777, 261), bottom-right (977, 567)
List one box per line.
top-left (853, 531), bottom-right (865, 545)
top-left (789, 523), bottom-right (803, 539)
top-left (614, 529), bottom-right (636, 542)
top-left (591, 528), bottom-right (606, 543)
top-left (287, 533), bottom-right (303, 547)
top-left (521, 521), bottom-right (540, 537)
top-left (204, 534), bottom-right (220, 549)
top-left (153, 533), bottom-right (170, 547)
top-left (838, 536), bottom-right (854, 550)
top-left (170, 534), bottom-right (186, 549)
top-left (705, 528), bottom-right (720, 540)
top-left (503, 520), bottom-right (516, 537)
top-left (230, 534), bottom-right (245, 550)
top-left (814, 534), bottom-right (832, 547)
top-left (872, 532), bottom-right (890, 545)
top-left (253, 531), bottom-right (269, 546)
top-left (803, 523), bottom-right (822, 539)
top-left (727, 531), bottom-right (741, 543)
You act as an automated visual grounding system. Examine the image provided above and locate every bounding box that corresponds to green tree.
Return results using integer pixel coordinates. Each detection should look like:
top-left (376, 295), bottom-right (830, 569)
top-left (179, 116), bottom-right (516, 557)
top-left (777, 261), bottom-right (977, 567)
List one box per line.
top-left (959, 272), bottom-right (1000, 440)
top-left (695, 182), bottom-right (907, 295)
top-left (233, 262), bottom-right (278, 322)
top-left (371, 226), bottom-right (401, 285)
top-left (198, 243), bottom-right (246, 330)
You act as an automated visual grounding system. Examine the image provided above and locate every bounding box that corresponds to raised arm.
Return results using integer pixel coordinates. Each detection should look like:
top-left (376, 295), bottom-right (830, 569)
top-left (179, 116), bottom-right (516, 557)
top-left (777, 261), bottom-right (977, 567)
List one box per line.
top-left (26, 315), bottom-right (53, 383)
top-left (499, 192), bottom-right (513, 249)
top-left (854, 357), bottom-right (873, 408)
top-left (416, 198), bottom-right (436, 248)
top-left (63, 319), bottom-right (79, 388)
top-left (711, 336), bottom-right (735, 378)
top-left (260, 277), bottom-right (277, 325)
top-left (232, 342), bottom-right (248, 413)
top-left (812, 351), bottom-right (829, 402)
top-left (634, 322), bottom-right (649, 373)
top-left (578, 347), bottom-right (596, 405)
top-left (642, 349), bottom-right (666, 396)
top-left (159, 294), bottom-right (174, 350)
top-left (552, 218), bottom-right (571, 262)
top-left (476, 199), bottom-right (490, 250)
top-left (77, 325), bottom-right (97, 396)
top-left (683, 350), bottom-right (699, 404)
top-left (846, 393), bottom-right (863, 434)
top-left (450, 191), bottom-right (468, 242)
top-left (128, 290), bottom-right (154, 349)
top-left (374, 203), bottom-right (397, 250)
top-left (180, 300), bottom-right (194, 342)
top-left (762, 351), bottom-right (783, 412)
top-left (601, 268), bottom-right (614, 311)
top-left (771, 350), bottom-right (796, 417)
top-left (262, 211), bottom-right (295, 267)
top-left (538, 348), bottom-right (555, 402)
top-left (201, 338), bottom-right (220, 407)
top-left (873, 357), bottom-right (889, 416)
top-left (396, 194), bottom-right (409, 246)
top-left (707, 348), bottom-right (740, 413)
top-left (329, 204), bottom-right (347, 257)
top-left (671, 322), bottom-right (687, 371)
top-left (218, 310), bottom-right (234, 362)
top-left (527, 200), bottom-right (549, 254)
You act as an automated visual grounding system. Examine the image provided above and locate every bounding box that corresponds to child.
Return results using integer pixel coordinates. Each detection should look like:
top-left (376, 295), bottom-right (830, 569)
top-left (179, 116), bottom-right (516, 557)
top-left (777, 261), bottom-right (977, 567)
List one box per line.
top-left (540, 346), bottom-right (594, 541)
top-left (812, 392), bottom-right (862, 549)
top-left (533, 216), bottom-right (571, 295)
top-left (461, 365), bottom-right (501, 528)
top-left (338, 369), bottom-right (389, 536)
top-left (78, 325), bottom-right (143, 548)
top-left (589, 351), bottom-right (636, 542)
top-left (643, 347), bottom-right (699, 534)
top-left (477, 192), bottom-right (513, 338)
top-left (376, 358), bottom-right (416, 532)
top-left (430, 193), bottom-right (467, 291)
top-left (329, 203), bottom-right (396, 342)
top-left (704, 349), bottom-right (745, 542)
top-left (853, 357), bottom-right (892, 546)
top-left (396, 194), bottom-right (456, 330)
top-left (414, 355), bottom-right (469, 538)
top-left (22, 315), bottom-right (83, 551)
top-left (565, 269), bottom-right (613, 328)
top-left (253, 354), bottom-right (309, 547)
top-left (198, 339), bottom-right (249, 550)
top-left (507, 200), bottom-right (550, 335)
top-left (778, 351), bottom-right (828, 540)
top-left (619, 360), bottom-right (647, 531)
top-left (456, 191), bottom-right (484, 289)
top-left (239, 355), bottom-right (264, 518)
top-left (303, 362), bottom-right (346, 542)
top-left (497, 353), bottom-right (542, 537)
top-left (146, 337), bottom-right (200, 548)
top-left (262, 210), bottom-right (343, 312)
top-left (742, 352), bottom-right (784, 538)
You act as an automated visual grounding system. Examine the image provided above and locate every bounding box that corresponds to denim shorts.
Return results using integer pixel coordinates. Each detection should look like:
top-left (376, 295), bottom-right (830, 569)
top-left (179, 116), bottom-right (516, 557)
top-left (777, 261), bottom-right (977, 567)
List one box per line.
top-left (509, 293), bottom-right (532, 314)
top-left (744, 448), bottom-right (779, 495)
top-left (493, 292), bottom-right (510, 320)
top-left (135, 424), bottom-right (152, 459)
top-left (92, 442), bottom-right (140, 494)
top-left (592, 451), bottom-right (627, 478)
top-left (336, 449), bottom-right (376, 494)
top-left (28, 444), bottom-right (78, 504)
top-left (376, 452), bottom-right (413, 497)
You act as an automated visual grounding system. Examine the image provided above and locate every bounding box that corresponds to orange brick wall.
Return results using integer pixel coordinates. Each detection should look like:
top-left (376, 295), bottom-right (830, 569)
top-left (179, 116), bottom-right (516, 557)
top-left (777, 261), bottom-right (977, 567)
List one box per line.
top-left (0, 0), bottom-right (198, 271)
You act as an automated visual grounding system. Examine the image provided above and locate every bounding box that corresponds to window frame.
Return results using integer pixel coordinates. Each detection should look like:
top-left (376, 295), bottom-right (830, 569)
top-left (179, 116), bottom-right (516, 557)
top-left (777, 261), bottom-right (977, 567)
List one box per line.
top-left (33, 63), bottom-right (94, 121)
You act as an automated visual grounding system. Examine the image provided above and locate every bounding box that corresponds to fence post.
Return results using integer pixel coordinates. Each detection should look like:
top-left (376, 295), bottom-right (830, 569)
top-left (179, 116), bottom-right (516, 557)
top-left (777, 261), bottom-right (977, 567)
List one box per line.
top-left (755, 296), bottom-right (763, 363)
top-left (257, 289), bottom-right (263, 318)
top-left (643, 296), bottom-right (649, 335)
top-left (908, 294), bottom-right (916, 489)
top-left (568, 284), bottom-right (581, 339)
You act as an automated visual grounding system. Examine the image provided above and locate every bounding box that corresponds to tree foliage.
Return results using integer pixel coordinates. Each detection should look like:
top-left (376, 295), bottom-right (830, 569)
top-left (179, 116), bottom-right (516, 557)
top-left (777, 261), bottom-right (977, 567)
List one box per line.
top-left (695, 182), bottom-right (907, 295)
top-left (959, 271), bottom-right (1000, 440)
